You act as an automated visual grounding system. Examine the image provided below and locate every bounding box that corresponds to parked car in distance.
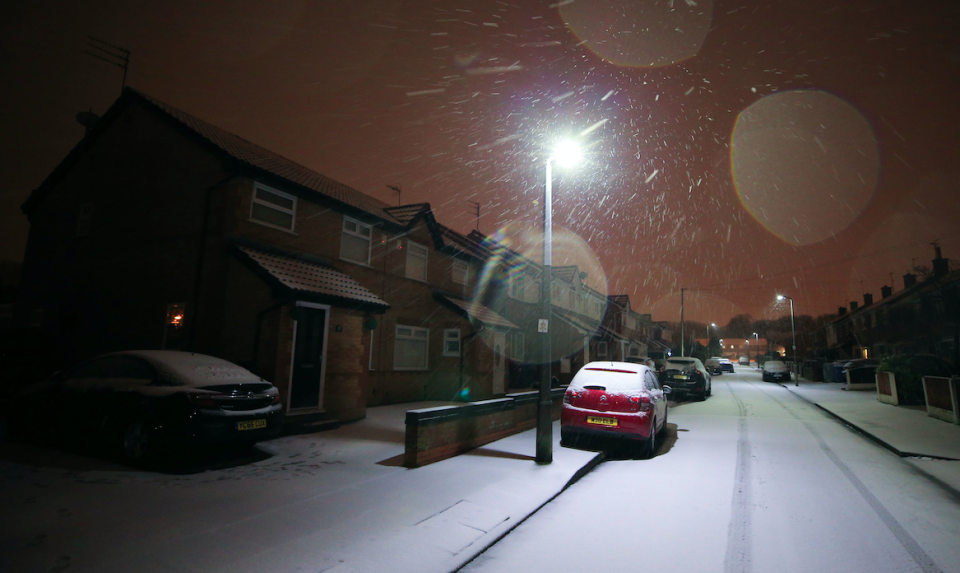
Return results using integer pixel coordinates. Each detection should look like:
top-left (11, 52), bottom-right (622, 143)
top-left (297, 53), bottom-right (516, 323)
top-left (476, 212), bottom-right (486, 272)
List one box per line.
top-left (9, 350), bottom-right (283, 464)
top-left (739, 356), bottom-right (750, 366)
top-left (659, 357), bottom-right (711, 400)
top-left (561, 361), bottom-right (671, 458)
top-left (719, 358), bottom-right (735, 373)
top-left (761, 360), bottom-right (791, 382)
top-left (647, 351), bottom-right (669, 370)
top-left (705, 357), bottom-right (723, 375)
top-left (625, 356), bottom-right (656, 369)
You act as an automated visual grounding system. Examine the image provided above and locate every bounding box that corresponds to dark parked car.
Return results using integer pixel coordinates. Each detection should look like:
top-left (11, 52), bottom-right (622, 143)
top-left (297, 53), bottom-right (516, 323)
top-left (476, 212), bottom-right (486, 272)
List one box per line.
top-left (561, 361), bottom-right (671, 458)
top-left (720, 358), bottom-right (735, 373)
top-left (761, 360), bottom-right (791, 382)
top-left (8, 350), bottom-right (283, 464)
top-left (705, 357), bottom-right (723, 375)
top-left (660, 357), bottom-right (712, 400)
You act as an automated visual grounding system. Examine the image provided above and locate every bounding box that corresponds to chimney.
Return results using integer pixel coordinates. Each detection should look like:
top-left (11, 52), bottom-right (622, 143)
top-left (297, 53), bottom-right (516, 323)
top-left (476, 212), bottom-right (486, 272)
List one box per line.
top-left (850, 301), bottom-right (859, 311)
top-left (881, 285), bottom-right (892, 299)
top-left (838, 306), bottom-right (847, 316)
top-left (932, 244), bottom-right (949, 278)
top-left (903, 273), bottom-right (917, 289)
top-left (863, 293), bottom-right (873, 306)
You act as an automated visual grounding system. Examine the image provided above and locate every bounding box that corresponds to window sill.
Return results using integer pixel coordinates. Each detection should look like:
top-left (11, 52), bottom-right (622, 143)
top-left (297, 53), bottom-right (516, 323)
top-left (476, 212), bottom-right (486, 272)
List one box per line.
top-left (340, 257), bottom-right (373, 268)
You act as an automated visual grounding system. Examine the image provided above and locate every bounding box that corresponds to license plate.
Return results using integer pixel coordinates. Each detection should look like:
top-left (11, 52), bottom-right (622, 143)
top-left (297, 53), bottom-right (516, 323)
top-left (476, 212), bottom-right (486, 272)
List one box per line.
top-left (237, 419), bottom-right (267, 431)
top-left (586, 416), bottom-right (618, 427)
top-left (674, 375), bottom-right (689, 380)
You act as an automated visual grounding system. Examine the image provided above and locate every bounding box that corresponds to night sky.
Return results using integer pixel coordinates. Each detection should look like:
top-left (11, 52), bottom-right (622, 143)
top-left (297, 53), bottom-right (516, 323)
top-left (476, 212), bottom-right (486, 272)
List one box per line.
top-left (2, 0), bottom-right (959, 325)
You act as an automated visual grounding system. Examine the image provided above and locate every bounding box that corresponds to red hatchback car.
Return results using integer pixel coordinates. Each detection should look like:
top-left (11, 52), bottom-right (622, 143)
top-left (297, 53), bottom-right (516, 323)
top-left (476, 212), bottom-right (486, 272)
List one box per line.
top-left (561, 361), bottom-right (671, 458)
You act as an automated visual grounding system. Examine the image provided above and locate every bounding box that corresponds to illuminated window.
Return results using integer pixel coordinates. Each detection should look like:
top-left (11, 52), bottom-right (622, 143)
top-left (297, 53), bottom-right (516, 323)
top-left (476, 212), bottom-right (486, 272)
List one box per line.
top-left (405, 240), bottom-right (428, 282)
top-left (395, 325), bottom-right (429, 370)
top-left (163, 303), bottom-right (186, 349)
top-left (341, 216), bottom-right (372, 264)
top-left (452, 260), bottom-right (468, 285)
top-left (443, 329), bottom-right (461, 357)
top-left (250, 183), bottom-right (296, 231)
top-left (77, 203), bottom-right (94, 237)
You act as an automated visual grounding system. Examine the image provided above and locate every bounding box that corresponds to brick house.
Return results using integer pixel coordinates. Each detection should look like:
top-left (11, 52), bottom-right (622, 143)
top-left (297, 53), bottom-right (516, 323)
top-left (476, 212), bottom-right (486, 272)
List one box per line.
top-left (15, 88), bottom-right (517, 425)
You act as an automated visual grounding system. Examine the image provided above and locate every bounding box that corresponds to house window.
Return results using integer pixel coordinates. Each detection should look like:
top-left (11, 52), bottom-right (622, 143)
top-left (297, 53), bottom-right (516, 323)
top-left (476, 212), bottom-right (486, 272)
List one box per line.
top-left (443, 329), bottom-right (461, 357)
top-left (405, 240), bottom-right (428, 282)
top-left (513, 332), bottom-right (525, 361)
top-left (162, 302), bottom-right (186, 349)
top-left (395, 325), bottom-right (429, 370)
top-left (452, 260), bottom-right (468, 285)
top-left (597, 341), bottom-right (608, 357)
top-left (77, 203), bottom-right (94, 236)
top-left (511, 275), bottom-right (525, 300)
top-left (341, 216), bottom-right (372, 264)
top-left (250, 184), bottom-right (296, 231)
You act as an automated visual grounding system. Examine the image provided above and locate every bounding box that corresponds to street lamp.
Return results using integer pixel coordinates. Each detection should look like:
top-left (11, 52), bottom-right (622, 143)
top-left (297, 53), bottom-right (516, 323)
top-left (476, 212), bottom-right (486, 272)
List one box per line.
top-left (776, 294), bottom-right (797, 386)
top-left (753, 332), bottom-right (759, 367)
top-left (707, 323), bottom-right (716, 355)
top-left (537, 139), bottom-right (581, 464)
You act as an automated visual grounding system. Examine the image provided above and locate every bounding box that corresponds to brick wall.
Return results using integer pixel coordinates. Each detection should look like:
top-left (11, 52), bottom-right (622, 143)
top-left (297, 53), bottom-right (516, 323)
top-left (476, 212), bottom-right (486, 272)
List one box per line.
top-left (403, 388), bottom-right (566, 468)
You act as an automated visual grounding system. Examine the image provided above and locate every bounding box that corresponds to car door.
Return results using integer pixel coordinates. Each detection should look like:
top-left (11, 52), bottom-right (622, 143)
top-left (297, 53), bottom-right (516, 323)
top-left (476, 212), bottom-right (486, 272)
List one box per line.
top-left (61, 357), bottom-right (123, 434)
top-left (644, 371), bottom-right (666, 427)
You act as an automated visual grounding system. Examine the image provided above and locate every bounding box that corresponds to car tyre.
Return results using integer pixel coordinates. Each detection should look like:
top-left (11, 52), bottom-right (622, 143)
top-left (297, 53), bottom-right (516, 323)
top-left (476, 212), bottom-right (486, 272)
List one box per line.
top-left (638, 418), bottom-right (657, 459)
top-left (120, 420), bottom-right (153, 464)
top-left (706, 382), bottom-right (712, 397)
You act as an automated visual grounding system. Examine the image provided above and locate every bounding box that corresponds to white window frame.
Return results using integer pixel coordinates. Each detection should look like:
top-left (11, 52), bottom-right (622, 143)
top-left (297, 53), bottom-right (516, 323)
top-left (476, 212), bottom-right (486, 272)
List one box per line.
top-left (405, 240), bottom-right (429, 282)
top-left (77, 203), bottom-right (94, 237)
top-left (511, 275), bottom-right (525, 300)
top-left (249, 183), bottom-right (297, 232)
top-left (340, 216), bottom-right (372, 265)
top-left (513, 332), bottom-right (525, 361)
top-left (452, 259), bottom-right (468, 286)
top-left (394, 325), bottom-right (430, 371)
top-left (443, 328), bottom-right (461, 357)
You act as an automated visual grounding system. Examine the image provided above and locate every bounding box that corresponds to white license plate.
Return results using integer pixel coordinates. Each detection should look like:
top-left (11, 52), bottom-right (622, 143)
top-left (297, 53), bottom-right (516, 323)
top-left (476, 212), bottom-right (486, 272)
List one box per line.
top-left (237, 419), bottom-right (267, 431)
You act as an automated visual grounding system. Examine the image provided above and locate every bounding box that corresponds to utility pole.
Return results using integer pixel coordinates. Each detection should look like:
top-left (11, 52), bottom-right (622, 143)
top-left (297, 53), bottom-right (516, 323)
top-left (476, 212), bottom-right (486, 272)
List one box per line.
top-left (86, 37), bottom-right (130, 93)
top-left (680, 288), bottom-right (686, 356)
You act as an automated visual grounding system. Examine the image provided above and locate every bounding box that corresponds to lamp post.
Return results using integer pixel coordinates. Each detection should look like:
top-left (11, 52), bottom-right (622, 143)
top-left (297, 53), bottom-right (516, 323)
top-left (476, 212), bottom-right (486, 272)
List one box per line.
top-left (745, 338), bottom-right (750, 362)
top-left (537, 140), bottom-right (581, 464)
top-left (776, 295), bottom-right (797, 386)
top-left (706, 323), bottom-right (716, 355)
top-left (753, 332), bottom-right (759, 367)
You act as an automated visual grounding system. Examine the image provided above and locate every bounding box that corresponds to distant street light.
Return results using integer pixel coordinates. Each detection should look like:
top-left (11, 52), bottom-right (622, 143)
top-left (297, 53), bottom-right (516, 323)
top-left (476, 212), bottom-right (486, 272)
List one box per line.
top-left (753, 332), bottom-right (759, 366)
top-left (776, 294), bottom-right (797, 386)
top-left (707, 323), bottom-right (716, 353)
top-left (537, 139), bottom-right (582, 464)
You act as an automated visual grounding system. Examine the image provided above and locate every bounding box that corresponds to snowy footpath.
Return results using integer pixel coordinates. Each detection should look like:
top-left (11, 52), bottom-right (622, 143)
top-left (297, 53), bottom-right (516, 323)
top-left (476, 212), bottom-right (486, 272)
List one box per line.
top-left (1, 403), bottom-right (600, 573)
top-left (783, 379), bottom-right (960, 493)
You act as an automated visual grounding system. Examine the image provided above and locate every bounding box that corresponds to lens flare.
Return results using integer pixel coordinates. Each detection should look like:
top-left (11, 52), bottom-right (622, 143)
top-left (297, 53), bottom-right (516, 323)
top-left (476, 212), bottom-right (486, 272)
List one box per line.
top-left (731, 90), bottom-right (879, 246)
top-left (471, 222), bottom-right (609, 364)
top-left (560, 0), bottom-right (714, 68)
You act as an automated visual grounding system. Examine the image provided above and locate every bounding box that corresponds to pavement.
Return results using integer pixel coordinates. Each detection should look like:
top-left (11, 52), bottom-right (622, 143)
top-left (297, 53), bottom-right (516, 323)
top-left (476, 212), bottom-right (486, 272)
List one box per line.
top-left (5, 371), bottom-right (960, 573)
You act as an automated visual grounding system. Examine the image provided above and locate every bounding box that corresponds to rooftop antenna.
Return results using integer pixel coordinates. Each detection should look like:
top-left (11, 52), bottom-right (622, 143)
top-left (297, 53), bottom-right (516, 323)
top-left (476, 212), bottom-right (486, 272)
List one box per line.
top-left (387, 184), bottom-right (401, 206)
top-left (468, 200), bottom-right (480, 231)
top-left (86, 37), bottom-right (130, 93)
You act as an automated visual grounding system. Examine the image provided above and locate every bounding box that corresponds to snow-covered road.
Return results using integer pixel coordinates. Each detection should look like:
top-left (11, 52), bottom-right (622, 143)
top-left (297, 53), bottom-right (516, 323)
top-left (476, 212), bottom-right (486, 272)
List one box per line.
top-left (461, 369), bottom-right (960, 573)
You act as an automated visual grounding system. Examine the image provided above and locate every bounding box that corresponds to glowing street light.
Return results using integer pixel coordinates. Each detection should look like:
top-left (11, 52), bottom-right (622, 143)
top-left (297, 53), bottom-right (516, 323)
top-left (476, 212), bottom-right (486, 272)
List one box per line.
top-left (753, 332), bottom-right (759, 366)
top-left (776, 294), bottom-right (797, 386)
top-left (537, 139), bottom-right (582, 464)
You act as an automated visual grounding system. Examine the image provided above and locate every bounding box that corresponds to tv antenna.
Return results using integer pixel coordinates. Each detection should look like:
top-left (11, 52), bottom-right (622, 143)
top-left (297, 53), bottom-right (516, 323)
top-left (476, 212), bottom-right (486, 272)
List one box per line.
top-left (468, 200), bottom-right (480, 231)
top-left (387, 184), bottom-right (401, 206)
top-left (86, 37), bottom-right (130, 93)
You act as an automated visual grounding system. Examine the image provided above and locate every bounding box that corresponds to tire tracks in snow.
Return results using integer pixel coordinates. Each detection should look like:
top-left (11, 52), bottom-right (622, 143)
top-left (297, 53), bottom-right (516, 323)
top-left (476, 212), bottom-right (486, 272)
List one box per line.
top-left (745, 379), bottom-right (943, 573)
top-left (723, 382), bottom-right (752, 573)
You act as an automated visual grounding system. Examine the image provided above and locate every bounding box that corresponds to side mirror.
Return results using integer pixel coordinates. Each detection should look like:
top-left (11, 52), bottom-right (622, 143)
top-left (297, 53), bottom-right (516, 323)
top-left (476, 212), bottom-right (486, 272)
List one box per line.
top-left (662, 385), bottom-right (673, 396)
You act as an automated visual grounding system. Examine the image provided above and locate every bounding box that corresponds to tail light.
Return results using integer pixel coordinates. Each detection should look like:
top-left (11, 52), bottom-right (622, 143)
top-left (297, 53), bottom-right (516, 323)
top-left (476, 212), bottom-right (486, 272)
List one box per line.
top-left (628, 395), bottom-right (653, 412)
top-left (187, 392), bottom-right (222, 410)
top-left (563, 389), bottom-right (580, 404)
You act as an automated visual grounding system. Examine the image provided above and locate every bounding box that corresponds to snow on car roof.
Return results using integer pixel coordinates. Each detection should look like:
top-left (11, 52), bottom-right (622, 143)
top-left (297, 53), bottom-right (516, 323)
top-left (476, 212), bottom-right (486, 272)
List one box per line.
top-left (121, 350), bottom-right (266, 387)
top-left (569, 361), bottom-right (649, 392)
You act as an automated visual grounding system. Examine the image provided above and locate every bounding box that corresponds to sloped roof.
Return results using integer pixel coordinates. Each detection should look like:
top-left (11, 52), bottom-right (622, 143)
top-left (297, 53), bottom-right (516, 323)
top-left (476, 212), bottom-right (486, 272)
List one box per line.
top-left (383, 203), bottom-right (431, 225)
top-left (608, 295), bottom-right (630, 310)
top-left (238, 246), bottom-right (389, 311)
top-left (552, 266), bottom-right (579, 283)
top-left (438, 294), bottom-right (518, 329)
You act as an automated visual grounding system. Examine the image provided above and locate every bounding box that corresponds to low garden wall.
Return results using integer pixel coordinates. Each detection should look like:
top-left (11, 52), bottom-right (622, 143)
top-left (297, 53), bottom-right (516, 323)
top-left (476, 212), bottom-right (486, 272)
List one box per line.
top-left (876, 372), bottom-right (899, 405)
top-left (404, 388), bottom-right (565, 468)
top-left (922, 376), bottom-right (960, 425)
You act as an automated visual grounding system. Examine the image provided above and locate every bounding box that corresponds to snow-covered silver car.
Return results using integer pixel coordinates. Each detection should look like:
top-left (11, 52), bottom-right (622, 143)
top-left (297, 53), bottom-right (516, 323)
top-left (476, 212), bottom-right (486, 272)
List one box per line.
top-left (762, 360), bottom-right (791, 382)
top-left (10, 350), bottom-right (283, 464)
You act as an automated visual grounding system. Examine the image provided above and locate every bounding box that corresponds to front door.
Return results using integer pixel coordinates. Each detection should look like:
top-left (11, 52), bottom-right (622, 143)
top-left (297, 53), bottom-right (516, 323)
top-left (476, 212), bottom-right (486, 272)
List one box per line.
top-left (493, 331), bottom-right (506, 394)
top-left (289, 303), bottom-right (329, 411)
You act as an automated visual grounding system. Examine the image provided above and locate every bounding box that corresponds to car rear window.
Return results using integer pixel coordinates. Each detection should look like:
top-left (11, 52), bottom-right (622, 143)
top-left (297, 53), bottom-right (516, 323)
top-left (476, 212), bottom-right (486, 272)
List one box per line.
top-left (569, 366), bottom-right (644, 393)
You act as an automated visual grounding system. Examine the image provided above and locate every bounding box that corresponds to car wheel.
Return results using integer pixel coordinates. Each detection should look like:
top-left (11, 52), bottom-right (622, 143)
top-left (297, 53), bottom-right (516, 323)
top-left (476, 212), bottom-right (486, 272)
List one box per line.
top-left (560, 428), bottom-right (574, 447)
top-left (706, 382), bottom-right (712, 397)
top-left (120, 420), bottom-right (152, 463)
top-left (643, 419), bottom-right (658, 459)
top-left (657, 408), bottom-right (668, 439)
